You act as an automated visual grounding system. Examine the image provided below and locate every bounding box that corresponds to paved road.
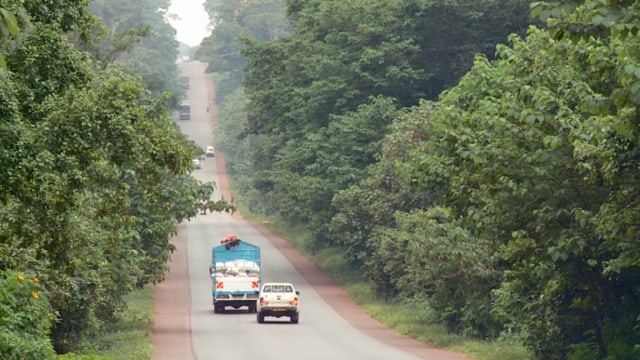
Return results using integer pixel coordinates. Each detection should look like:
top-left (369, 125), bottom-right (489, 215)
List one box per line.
top-left (152, 61), bottom-right (471, 360)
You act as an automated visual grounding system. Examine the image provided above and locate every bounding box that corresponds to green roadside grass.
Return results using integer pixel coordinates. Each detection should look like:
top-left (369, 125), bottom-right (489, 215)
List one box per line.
top-left (97, 287), bottom-right (155, 359)
top-left (59, 287), bottom-right (155, 360)
top-left (243, 206), bottom-right (533, 360)
top-left (309, 246), bottom-right (532, 360)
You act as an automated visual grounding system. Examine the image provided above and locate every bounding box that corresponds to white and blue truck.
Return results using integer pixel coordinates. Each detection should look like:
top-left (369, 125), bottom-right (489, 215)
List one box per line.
top-left (209, 235), bottom-right (261, 313)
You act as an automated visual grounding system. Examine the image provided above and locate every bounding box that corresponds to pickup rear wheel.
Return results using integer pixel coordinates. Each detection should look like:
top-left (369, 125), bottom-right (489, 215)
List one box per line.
top-left (290, 313), bottom-right (299, 324)
top-left (257, 312), bottom-right (265, 323)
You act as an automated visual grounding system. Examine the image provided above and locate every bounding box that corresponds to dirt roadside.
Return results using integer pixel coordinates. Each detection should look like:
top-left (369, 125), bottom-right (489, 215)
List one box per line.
top-left (151, 70), bottom-right (471, 360)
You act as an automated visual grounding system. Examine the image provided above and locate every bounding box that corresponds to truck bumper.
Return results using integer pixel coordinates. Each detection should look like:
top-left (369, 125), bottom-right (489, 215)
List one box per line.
top-left (213, 299), bottom-right (258, 313)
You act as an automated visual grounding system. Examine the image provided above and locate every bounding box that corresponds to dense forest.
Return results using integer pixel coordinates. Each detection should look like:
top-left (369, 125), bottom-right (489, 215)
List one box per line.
top-left (0, 0), bottom-right (229, 358)
top-left (197, 0), bottom-right (640, 359)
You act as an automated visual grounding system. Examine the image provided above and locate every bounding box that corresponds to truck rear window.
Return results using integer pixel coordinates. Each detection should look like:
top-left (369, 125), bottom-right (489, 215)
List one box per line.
top-left (262, 284), bottom-right (293, 293)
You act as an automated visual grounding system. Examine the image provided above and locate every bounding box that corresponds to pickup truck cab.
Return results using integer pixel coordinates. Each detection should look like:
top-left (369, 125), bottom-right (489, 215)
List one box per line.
top-left (257, 282), bottom-right (299, 324)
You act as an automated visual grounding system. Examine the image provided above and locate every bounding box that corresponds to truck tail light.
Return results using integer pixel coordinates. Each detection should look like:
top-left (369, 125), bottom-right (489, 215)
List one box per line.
top-left (289, 297), bottom-right (298, 306)
top-left (259, 297), bottom-right (268, 306)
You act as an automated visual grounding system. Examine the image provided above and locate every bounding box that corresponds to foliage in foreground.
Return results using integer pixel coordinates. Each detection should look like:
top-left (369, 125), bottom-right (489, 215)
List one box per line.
top-left (0, 0), bottom-right (228, 355)
top-left (0, 270), bottom-right (56, 359)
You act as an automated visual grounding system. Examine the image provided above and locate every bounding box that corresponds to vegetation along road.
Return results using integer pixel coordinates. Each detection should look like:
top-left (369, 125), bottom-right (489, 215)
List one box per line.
top-left (151, 61), bottom-right (471, 360)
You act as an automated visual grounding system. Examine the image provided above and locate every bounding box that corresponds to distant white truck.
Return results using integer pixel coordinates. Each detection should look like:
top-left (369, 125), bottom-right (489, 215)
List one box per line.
top-left (256, 282), bottom-right (300, 324)
top-left (205, 146), bottom-right (215, 157)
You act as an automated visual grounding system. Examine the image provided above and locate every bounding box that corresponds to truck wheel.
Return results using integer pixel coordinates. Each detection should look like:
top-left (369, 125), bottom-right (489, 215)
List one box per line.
top-left (248, 303), bottom-right (256, 313)
top-left (290, 313), bottom-right (299, 324)
top-left (257, 312), bottom-right (265, 324)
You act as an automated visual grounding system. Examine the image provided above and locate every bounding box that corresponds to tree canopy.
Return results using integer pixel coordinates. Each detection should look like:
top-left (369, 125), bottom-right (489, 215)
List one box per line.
top-left (196, 0), bottom-right (290, 100)
top-left (200, 0), bottom-right (640, 358)
top-left (0, 0), bottom-right (226, 356)
top-left (338, 1), bottom-right (640, 358)
top-left (239, 0), bottom-right (532, 245)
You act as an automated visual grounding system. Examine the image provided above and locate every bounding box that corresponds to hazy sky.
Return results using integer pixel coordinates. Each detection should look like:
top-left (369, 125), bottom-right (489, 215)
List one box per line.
top-left (168, 0), bottom-right (210, 47)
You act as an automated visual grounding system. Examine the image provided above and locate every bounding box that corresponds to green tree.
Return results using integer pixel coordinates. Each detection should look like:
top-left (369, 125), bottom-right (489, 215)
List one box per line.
top-left (329, 102), bottom-right (436, 266)
top-left (197, 0), bottom-right (289, 101)
top-left (396, 9), bottom-right (640, 357)
top-left (32, 64), bottom-right (207, 351)
top-left (240, 0), bottom-right (533, 244)
top-left (0, 6), bottom-right (18, 71)
top-left (89, 0), bottom-right (181, 98)
top-left (368, 208), bottom-right (500, 337)
top-left (0, 0), bottom-right (221, 354)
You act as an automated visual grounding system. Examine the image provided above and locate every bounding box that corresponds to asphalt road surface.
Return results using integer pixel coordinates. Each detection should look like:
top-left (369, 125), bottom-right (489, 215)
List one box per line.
top-left (151, 61), bottom-right (471, 360)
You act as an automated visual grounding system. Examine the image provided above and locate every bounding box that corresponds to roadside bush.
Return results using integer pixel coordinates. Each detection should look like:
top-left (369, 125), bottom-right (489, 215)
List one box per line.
top-left (366, 207), bottom-right (502, 338)
top-left (0, 270), bottom-right (56, 359)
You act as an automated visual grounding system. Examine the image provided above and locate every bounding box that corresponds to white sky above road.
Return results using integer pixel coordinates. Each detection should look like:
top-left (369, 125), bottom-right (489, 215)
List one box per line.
top-left (167, 0), bottom-right (211, 47)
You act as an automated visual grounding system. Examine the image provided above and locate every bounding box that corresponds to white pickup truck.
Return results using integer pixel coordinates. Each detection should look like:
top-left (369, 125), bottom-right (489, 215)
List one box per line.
top-left (256, 282), bottom-right (300, 324)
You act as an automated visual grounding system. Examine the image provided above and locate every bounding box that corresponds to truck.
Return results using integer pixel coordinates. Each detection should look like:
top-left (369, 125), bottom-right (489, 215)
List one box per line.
top-left (209, 235), bottom-right (261, 313)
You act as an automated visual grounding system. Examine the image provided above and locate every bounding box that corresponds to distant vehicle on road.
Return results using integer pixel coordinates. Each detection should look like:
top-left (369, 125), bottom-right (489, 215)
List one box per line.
top-left (206, 146), bottom-right (215, 157)
top-left (192, 159), bottom-right (201, 169)
top-left (179, 102), bottom-right (190, 120)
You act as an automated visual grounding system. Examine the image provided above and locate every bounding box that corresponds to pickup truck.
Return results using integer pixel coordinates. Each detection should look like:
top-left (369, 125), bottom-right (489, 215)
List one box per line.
top-left (256, 282), bottom-right (300, 324)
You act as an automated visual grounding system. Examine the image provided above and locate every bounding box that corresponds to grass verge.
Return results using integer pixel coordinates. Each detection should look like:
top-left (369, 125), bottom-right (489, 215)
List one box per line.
top-left (59, 287), bottom-right (155, 360)
top-left (98, 287), bottom-right (155, 359)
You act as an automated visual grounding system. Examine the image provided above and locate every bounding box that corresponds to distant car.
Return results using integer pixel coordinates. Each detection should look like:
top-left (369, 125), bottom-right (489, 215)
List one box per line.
top-left (192, 159), bottom-right (201, 170)
top-left (179, 103), bottom-right (190, 120)
top-left (206, 146), bottom-right (215, 157)
top-left (257, 282), bottom-right (299, 324)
